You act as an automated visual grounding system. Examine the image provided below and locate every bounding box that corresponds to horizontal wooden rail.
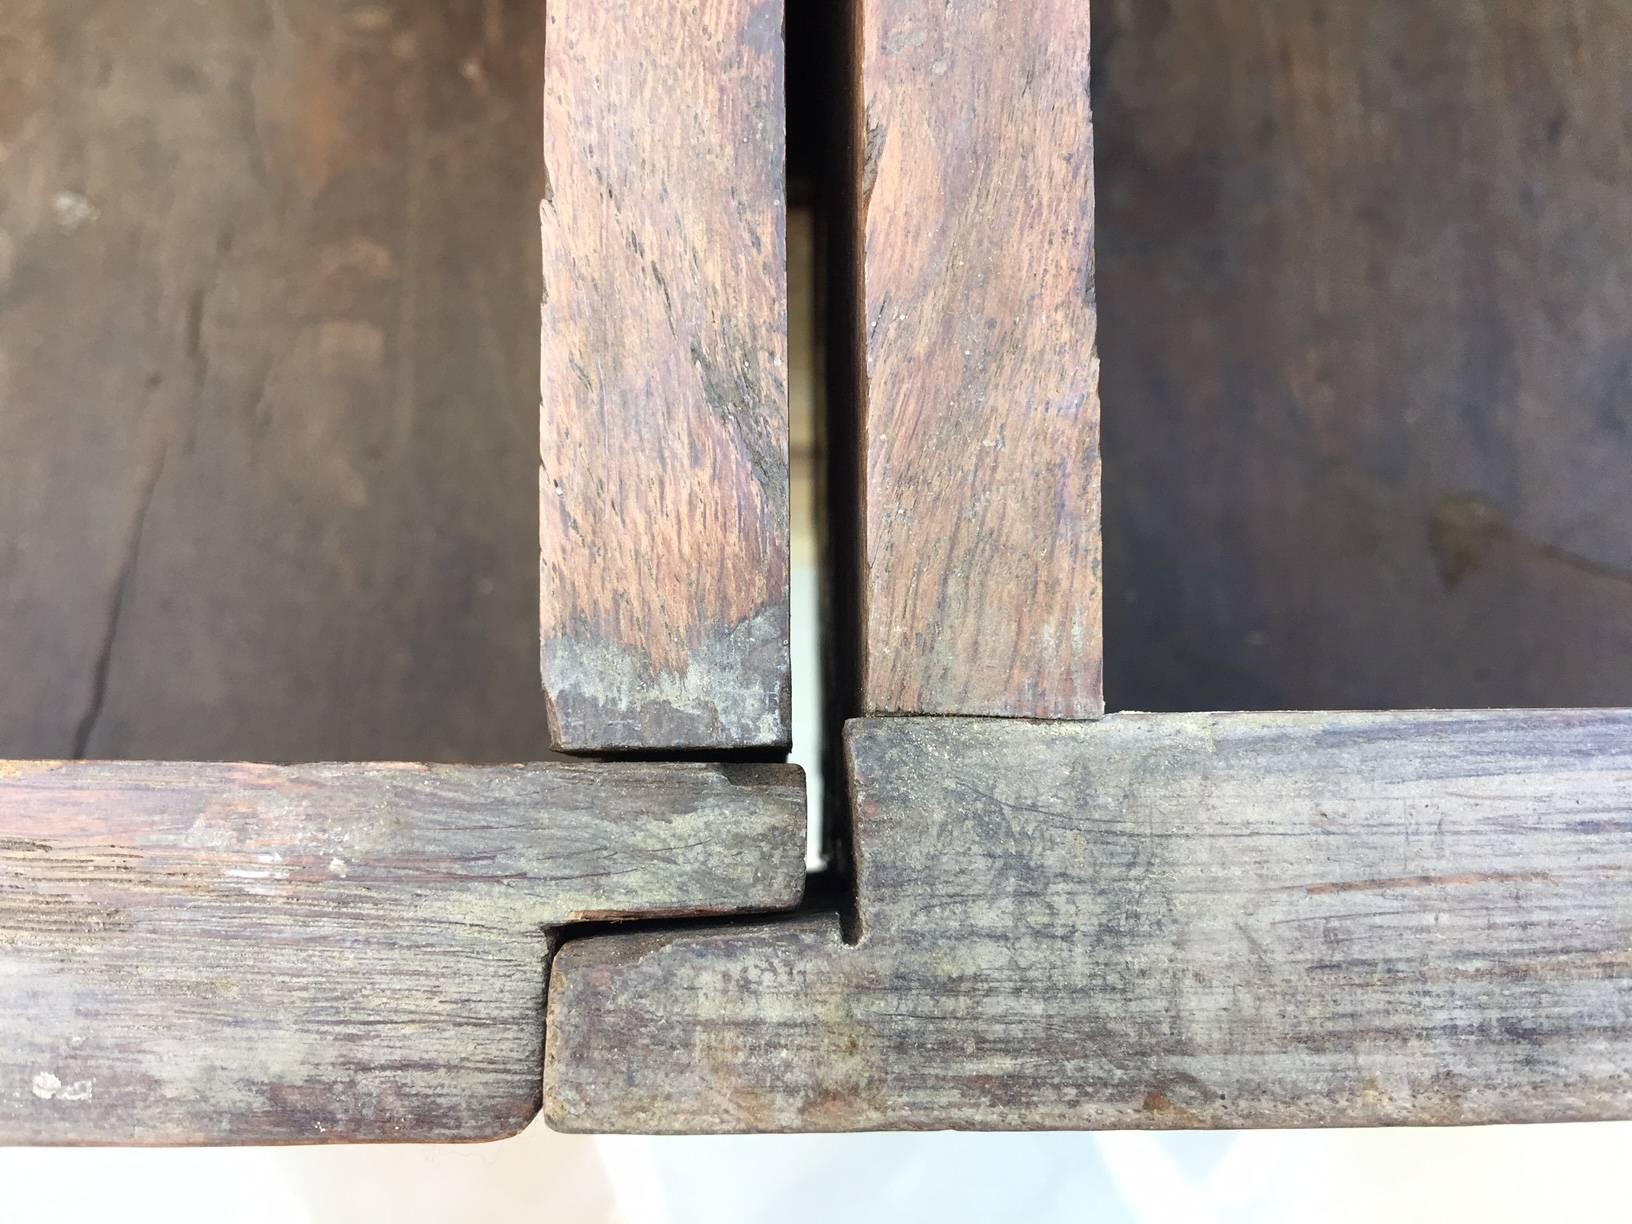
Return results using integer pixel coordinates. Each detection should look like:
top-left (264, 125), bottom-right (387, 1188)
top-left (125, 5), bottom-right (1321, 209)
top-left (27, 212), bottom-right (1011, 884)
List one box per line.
top-left (548, 710), bottom-right (1632, 1132)
top-left (0, 760), bottom-right (804, 1144)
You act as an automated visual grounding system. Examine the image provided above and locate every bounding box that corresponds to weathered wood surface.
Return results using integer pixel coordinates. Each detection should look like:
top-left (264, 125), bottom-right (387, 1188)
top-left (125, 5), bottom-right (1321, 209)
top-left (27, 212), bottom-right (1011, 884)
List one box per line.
top-left (548, 712), bottom-right (1632, 1132)
top-left (1096, 0), bottom-right (1632, 712)
top-left (0, 760), bottom-right (805, 1144)
top-left (0, 0), bottom-right (553, 763)
top-left (851, 0), bottom-right (1101, 719)
top-left (540, 0), bottom-right (790, 751)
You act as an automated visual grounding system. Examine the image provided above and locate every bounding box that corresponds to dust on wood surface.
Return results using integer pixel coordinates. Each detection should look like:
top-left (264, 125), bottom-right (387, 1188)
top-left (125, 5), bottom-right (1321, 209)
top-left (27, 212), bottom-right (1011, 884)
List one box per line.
top-left (0, 0), bottom-right (551, 764)
top-left (0, 760), bottom-right (805, 1144)
top-left (1095, 0), bottom-right (1632, 712)
top-left (853, 0), bottom-right (1102, 720)
top-left (540, 0), bottom-right (790, 751)
top-left (547, 711), bottom-right (1632, 1132)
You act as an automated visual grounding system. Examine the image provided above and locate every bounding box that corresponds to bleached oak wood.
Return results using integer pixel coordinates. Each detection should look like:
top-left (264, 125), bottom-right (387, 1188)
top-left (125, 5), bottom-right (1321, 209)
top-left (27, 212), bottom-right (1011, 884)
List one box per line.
top-left (0, 760), bottom-right (804, 1144)
top-left (547, 711), bottom-right (1632, 1132)
top-left (540, 0), bottom-right (790, 751)
top-left (850, 0), bottom-right (1102, 719)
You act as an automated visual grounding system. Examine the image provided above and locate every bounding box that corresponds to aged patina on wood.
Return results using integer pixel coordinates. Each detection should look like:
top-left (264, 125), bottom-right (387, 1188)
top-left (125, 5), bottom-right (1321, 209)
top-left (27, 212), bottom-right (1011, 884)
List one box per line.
top-left (1095, 0), bottom-right (1632, 714)
top-left (547, 711), bottom-right (1632, 1131)
top-left (540, 0), bottom-right (791, 751)
top-left (852, 0), bottom-right (1102, 719)
top-left (0, 0), bottom-right (553, 765)
top-left (0, 760), bottom-right (804, 1144)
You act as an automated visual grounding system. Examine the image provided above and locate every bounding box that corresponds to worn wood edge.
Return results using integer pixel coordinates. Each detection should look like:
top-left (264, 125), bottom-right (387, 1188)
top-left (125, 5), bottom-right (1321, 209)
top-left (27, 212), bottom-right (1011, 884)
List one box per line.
top-left (542, 914), bottom-right (848, 1135)
top-left (538, 0), bottom-right (793, 753)
top-left (540, 600), bottom-right (793, 754)
top-left (853, 0), bottom-right (1103, 721)
top-left (543, 920), bottom-right (1632, 1136)
top-left (543, 710), bottom-right (1632, 1133)
top-left (0, 760), bottom-right (806, 1145)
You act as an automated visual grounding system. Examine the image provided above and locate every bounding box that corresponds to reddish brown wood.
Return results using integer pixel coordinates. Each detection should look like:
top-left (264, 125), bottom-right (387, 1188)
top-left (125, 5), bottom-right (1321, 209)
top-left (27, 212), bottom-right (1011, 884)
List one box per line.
top-left (540, 0), bottom-right (790, 751)
top-left (852, 0), bottom-right (1102, 719)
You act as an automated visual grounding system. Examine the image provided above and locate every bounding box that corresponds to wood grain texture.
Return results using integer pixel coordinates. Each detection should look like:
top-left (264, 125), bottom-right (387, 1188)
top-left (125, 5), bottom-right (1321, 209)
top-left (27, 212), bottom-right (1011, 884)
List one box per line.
top-left (547, 712), bottom-right (1632, 1132)
top-left (854, 0), bottom-right (1102, 718)
top-left (540, 0), bottom-right (790, 751)
top-left (1095, 0), bottom-right (1632, 713)
top-left (0, 0), bottom-right (554, 763)
top-left (0, 760), bottom-right (804, 1144)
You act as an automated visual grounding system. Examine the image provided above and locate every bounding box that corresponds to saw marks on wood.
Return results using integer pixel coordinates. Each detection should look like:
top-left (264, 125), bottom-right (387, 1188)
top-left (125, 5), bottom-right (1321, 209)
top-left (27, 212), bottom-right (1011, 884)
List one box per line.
top-left (0, 760), bottom-right (804, 1144)
top-left (540, 0), bottom-right (790, 752)
top-left (852, 0), bottom-right (1102, 719)
top-left (547, 711), bottom-right (1632, 1132)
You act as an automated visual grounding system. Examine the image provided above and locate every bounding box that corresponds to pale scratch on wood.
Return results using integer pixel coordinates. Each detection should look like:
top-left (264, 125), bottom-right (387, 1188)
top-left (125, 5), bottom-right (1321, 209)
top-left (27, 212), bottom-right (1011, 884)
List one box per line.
top-left (1303, 871), bottom-right (1556, 895)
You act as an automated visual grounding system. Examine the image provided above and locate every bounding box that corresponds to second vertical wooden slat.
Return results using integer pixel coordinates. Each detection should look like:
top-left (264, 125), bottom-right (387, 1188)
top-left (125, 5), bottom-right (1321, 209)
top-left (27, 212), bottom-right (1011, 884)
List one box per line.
top-left (540, 0), bottom-right (790, 752)
top-left (852, 0), bottom-right (1102, 719)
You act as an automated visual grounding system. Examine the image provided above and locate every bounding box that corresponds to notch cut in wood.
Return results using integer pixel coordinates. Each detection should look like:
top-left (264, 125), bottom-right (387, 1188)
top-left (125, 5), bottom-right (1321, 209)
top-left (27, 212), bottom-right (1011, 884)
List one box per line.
top-left (547, 710), bottom-right (1632, 1132)
top-left (0, 760), bottom-right (805, 1144)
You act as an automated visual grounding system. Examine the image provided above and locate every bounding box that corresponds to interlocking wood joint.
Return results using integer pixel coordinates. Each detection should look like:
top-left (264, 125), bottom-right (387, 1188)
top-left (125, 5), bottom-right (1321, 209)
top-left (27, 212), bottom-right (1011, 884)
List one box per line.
top-left (4, 0), bottom-right (1631, 1149)
top-left (548, 712), bottom-right (1632, 1132)
top-left (0, 761), bottom-right (805, 1144)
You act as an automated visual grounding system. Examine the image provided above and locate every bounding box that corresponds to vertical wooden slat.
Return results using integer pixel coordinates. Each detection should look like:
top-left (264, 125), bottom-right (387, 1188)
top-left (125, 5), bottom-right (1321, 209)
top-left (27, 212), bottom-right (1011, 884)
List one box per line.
top-left (0, 0), bottom-right (551, 763)
top-left (853, 0), bottom-right (1101, 719)
top-left (540, 0), bottom-right (791, 752)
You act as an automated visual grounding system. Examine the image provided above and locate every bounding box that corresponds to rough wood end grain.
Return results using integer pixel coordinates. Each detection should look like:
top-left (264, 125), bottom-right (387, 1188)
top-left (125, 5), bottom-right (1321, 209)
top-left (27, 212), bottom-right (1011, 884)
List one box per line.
top-left (539, 0), bottom-right (791, 752)
top-left (547, 711), bottom-right (1632, 1132)
top-left (0, 760), bottom-right (804, 1145)
top-left (855, 0), bottom-right (1102, 719)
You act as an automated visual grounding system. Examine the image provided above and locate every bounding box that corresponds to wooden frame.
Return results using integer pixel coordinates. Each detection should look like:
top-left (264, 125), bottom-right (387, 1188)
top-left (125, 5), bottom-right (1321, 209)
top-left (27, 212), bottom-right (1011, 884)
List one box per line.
top-left (3, 0), bottom-right (1631, 1145)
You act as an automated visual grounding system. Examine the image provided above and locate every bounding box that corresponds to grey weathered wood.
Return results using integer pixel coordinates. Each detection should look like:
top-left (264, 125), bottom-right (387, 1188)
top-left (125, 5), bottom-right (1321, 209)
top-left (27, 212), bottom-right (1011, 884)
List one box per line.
top-left (546, 711), bottom-right (1632, 1132)
top-left (0, 760), bottom-right (804, 1145)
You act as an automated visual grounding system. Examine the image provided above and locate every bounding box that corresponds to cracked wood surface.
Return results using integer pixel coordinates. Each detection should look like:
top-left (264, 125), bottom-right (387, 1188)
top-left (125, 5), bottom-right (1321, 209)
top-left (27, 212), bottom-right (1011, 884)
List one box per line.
top-left (850, 0), bottom-right (1102, 719)
top-left (539, 0), bottom-right (791, 752)
top-left (1095, 0), bottom-right (1632, 712)
top-left (547, 711), bottom-right (1632, 1132)
top-left (0, 0), bottom-right (551, 763)
top-left (0, 760), bottom-right (804, 1144)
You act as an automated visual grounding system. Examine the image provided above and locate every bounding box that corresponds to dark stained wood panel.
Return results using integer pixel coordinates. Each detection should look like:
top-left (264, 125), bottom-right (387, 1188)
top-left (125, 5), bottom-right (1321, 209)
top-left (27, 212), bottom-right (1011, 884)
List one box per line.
top-left (1095, 0), bottom-right (1632, 712)
top-left (854, 0), bottom-right (1102, 719)
top-left (540, 0), bottom-right (791, 751)
top-left (0, 760), bottom-right (805, 1144)
top-left (547, 712), bottom-right (1632, 1132)
top-left (0, 0), bottom-right (552, 764)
